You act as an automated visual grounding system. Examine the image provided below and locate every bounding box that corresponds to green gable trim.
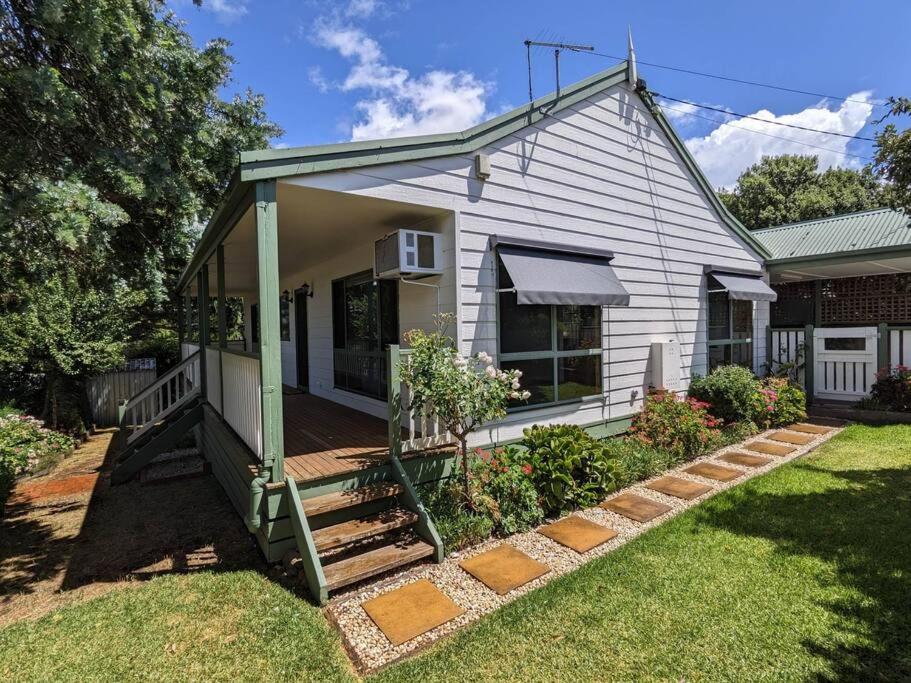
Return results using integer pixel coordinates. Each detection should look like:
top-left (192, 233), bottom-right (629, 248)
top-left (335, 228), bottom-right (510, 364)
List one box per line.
top-left (640, 89), bottom-right (771, 260)
top-left (238, 63), bottom-right (630, 182)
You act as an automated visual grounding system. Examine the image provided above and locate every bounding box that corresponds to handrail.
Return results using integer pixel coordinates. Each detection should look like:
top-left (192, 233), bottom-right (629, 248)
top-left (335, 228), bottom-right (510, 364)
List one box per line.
top-left (387, 344), bottom-right (454, 455)
top-left (121, 352), bottom-right (201, 445)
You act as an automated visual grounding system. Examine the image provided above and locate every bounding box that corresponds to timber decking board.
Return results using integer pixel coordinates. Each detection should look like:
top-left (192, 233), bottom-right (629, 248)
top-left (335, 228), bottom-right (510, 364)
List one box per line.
top-left (311, 508), bottom-right (418, 552)
top-left (303, 482), bottom-right (404, 516)
top-left (322, 536), bottom-right (435, 590)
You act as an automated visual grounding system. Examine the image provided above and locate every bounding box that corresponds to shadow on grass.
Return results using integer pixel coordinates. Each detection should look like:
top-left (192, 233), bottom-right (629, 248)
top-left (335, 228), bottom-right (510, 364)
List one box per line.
top-left (698, 457), bottom-right (911, 681)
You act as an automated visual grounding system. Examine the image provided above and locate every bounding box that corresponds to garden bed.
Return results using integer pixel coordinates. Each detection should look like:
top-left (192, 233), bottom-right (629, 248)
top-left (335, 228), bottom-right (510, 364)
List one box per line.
top-left (326, 421), bottom-right (841, 673)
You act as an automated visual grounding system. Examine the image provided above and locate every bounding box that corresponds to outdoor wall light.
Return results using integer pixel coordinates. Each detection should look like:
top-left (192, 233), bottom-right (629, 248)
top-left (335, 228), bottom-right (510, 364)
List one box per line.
top-left (299, 283), bottom-right (314, 298)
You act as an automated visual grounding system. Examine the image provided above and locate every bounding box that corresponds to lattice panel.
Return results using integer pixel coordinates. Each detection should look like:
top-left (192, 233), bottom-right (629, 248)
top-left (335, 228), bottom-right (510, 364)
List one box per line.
top-left (821, 274), bottom-right (911, 325)
top-left (771, 281), bottom-right (815, 327)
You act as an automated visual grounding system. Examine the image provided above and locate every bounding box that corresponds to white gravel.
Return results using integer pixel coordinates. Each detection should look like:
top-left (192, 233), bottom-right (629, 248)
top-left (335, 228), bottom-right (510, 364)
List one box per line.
top-left (326, 422), bottom-right (843, 673)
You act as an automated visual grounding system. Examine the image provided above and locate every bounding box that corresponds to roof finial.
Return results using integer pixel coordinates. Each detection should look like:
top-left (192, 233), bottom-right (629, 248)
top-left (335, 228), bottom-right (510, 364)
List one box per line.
top-left (627, 26), bottom-right (638, 87)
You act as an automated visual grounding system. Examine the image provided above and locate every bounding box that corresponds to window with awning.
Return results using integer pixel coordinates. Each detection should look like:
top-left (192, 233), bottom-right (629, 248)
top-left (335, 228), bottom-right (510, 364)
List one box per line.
top-left (705, 269), bottom-right (774, 371)
top-left (493, 237), bottom-right (630, 410)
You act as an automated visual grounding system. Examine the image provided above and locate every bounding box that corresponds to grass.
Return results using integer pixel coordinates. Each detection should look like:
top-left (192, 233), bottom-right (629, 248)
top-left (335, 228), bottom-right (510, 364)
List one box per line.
top-left (1, 424), bottom-right (909, 681)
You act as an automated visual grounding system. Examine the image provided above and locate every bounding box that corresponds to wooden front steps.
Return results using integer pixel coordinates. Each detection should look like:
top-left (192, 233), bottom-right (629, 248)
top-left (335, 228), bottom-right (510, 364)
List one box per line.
top-left (287, 471), bottom-right (444, 604)
top-left (323, 535), bottom-right (435, 591)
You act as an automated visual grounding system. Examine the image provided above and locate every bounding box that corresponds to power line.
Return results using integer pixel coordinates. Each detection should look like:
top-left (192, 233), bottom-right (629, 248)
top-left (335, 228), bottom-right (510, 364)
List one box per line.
top-left (658, 102), bottom-right (875, 161)
top-left (569, 47), bottom-right (887, 109)
top-left (653, 93), bottom-right (877, 142)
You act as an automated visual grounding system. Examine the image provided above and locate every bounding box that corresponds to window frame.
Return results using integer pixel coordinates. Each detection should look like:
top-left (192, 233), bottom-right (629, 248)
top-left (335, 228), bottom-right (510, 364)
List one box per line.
top-left (495, 255), bottom-right (603, 412)
top-left (707, 277), bottom-right (754, 371)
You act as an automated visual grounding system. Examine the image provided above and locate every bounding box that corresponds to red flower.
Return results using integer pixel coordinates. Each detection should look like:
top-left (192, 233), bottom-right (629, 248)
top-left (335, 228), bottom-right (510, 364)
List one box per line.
top-left (522, 463), bottom-right (533, 476)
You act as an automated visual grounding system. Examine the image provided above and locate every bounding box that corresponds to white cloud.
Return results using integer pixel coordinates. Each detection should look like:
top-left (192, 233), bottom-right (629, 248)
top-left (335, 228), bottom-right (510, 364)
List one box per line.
top-left (345, 0), bottom-right (381, 18)
top-left (202, 0), bottom-right (248, 23)
top-left (679, 93), bottom-right (875, 189)
top-left (310, 18), bottom-right (492, 141)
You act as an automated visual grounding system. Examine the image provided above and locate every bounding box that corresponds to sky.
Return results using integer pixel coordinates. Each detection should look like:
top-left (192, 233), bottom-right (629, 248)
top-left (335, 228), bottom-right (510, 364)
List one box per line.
top-left (171, 0), bottom-right (910, 189)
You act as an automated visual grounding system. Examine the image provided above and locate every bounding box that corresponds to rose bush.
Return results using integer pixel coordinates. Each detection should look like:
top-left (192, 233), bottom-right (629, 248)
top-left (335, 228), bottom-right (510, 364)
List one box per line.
top-left (870, 365), bottom-right (911, 412)
top-left (1, 411), bottom-right (77, 508)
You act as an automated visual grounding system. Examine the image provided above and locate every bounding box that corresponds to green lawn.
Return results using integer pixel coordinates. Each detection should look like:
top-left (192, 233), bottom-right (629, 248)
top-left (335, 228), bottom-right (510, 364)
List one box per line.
top-left (2, 424), bottom-right (909, 681)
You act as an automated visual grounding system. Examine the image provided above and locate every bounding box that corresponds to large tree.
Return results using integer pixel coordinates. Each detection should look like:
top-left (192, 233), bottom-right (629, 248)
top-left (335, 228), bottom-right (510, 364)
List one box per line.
top-left (0, 0), bottom-right (281, 428)
top-left (719, 155), bottom-right (884, 230)
top-left (872, 97), bottom-right (911, 212)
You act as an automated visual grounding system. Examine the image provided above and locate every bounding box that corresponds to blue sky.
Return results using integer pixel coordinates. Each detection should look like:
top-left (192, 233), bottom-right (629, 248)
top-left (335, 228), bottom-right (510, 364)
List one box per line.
top-left (172, 0), bottom-right (910, 188)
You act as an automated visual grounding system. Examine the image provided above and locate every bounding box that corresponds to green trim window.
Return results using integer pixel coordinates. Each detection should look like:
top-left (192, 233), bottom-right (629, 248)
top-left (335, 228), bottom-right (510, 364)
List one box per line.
top-left (497, 256), bottom-right (602, 409)
top-left (279, 297), bottom-right (291, 342)
top-left (708, 275), bottom-right (753, 371)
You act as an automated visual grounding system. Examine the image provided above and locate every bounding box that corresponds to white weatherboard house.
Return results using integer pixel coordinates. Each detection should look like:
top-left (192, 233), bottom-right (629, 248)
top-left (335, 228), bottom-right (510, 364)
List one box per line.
top-left (113, 60), bottom-right (777, 603)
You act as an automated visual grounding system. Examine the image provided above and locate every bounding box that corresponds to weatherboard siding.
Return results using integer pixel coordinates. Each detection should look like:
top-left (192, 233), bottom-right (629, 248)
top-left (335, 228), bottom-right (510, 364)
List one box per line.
top-left (282, 82), bottom-right (767, 443)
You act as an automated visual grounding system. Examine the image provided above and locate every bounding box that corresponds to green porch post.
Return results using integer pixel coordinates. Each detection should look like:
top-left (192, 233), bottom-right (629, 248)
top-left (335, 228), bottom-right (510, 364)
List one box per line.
top-left (387, 344), bottom-right (402, 459)
top-left (184, 289), bottom-right (193, 349)
top-left (177, 290), bottom-right (185, 348)
top-left (813, 280), bottom-right (823, 328)
top-left (804, 323), bottom-right (814, 405)
top-left (216, 245), bottom-right (227, 409)
top-left (877, 322), bottom-right (889, 372)
top-left (197, 267), bottom-right (209, 400)
top-left (255, 180), bottom-right (284, 482)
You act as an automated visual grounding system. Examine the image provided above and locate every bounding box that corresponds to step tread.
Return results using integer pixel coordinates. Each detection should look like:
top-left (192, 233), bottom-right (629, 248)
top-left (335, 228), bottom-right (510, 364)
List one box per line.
top-left (312, 507), bottom-right (418, 552)
top-left (302, 482), bottom-right (404, 517)
top-left (322, 536), bottom-right (434, 591)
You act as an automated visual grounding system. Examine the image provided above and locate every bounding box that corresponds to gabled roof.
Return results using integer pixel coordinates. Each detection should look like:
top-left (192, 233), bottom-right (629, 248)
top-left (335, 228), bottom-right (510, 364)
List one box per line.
top-left (753, 208), bottom-right (911, 263)
top-left (177, 61), bottom-right (769, 291)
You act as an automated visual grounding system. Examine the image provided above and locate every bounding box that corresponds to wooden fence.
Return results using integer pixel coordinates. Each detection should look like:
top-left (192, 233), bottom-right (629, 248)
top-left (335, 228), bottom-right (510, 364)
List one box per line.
top-left (87, 365), bottom-right (157, 426)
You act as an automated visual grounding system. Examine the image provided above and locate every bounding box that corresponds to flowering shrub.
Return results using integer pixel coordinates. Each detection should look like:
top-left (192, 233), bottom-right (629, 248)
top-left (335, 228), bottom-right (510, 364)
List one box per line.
top-left (870, 365), bottom-right (911, 412)
top-left (689, 365), bottom-right (761, 424)
top-left (400, 314), bottom-right (528, 500)
top-left (1, 411), bottom-right (77, 507)
top-left (631, 390), bottom-right (722, 459)
top-left (760, 378), bottom-right (807, 426)
top-left (470, 448), bottom-right (543, 534)
top-left (521, 424), bottom-right (619, 514)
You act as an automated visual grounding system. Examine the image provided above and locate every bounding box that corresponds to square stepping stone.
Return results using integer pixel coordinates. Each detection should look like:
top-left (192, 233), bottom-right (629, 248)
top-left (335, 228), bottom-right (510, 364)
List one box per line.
top-left (538, 515), bottom-right (618, 553)
top-left (768, 431), bottom-right (814, 446)
top-left (362, 579), bottom-right (464, 646)
top-left (684, 462), bottom-right (744, 482)
top-left (787, 423), bottom-right (832, 435)
top-left (646, 476), bottom-right (713, 500)
top-left (601, 492), bottom-right (672, 523)
top-left (718, 451), bottom-right (772, 468)
top-left (459, 544), bottom-right (549, 595)
top-left (744, 441), bottom-right (796, 456)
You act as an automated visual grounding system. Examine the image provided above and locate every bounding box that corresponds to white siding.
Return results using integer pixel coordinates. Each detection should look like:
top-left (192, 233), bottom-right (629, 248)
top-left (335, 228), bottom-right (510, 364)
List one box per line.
top-left (282, 83), bottom-right (767, 444)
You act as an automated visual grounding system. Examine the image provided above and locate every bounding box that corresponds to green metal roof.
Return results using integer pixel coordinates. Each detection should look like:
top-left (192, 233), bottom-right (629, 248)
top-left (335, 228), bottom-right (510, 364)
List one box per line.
top-left (754, 208), bottom-right (911, 263)
top-left (177, 62), bottom-right (770, 291)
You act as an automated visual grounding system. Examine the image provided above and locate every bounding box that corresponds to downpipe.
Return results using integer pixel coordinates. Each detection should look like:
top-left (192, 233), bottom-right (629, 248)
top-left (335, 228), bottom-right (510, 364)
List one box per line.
top-left (246, 468), bottom-right (270, 532)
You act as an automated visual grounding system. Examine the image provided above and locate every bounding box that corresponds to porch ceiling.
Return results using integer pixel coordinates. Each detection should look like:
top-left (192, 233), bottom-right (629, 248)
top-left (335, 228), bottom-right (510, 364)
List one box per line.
top-left (217, 183), bottom-right (446, 295)
top-left (769, 253), bottom-right (911, 283)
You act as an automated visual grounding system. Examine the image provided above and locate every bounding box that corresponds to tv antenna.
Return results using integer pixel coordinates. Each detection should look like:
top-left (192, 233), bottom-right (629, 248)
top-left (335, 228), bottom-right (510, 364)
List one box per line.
top-left (524, 40), bottom-right (594, 110)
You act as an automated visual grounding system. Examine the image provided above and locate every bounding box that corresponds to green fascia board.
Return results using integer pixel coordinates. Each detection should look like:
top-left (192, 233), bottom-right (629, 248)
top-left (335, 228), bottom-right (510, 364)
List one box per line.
top-left (238, 63), bottom-right (631, 182)
top-left (766, 244), bottom-right (911, 272)
top-left (638, 89), bottom-right (772, 261)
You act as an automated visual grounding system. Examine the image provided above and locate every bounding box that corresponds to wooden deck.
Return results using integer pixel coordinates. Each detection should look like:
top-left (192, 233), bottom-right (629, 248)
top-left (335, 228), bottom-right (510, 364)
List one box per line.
top-left (282, 393), bottom-right (393, 482)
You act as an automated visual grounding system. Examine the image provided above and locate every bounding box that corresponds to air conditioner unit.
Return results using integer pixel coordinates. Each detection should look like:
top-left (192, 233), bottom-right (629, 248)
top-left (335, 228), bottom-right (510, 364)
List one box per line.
top-left (374, 229), bottom-right (444, 279)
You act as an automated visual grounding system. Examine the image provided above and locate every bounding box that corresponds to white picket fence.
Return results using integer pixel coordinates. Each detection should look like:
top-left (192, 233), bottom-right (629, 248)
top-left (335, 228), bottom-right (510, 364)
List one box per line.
top-left (889, 328), bottom-right (911, 368)
top-left (220, 350), bottom-right (263, 459)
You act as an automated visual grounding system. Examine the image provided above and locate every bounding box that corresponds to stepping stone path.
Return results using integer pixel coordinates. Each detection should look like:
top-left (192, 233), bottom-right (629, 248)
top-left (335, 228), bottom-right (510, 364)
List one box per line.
top-left (646, 476), bottom-right (713, 500)
top-left (459, 544), bottom-right (550, 595)
top-left (601, 492), bottom-right (672, 522)
top-left (684, 462), bottom-right (744, 482)
top-left (362, 579), bottom-right (464, 646)
top-left (768, 430), bottom-right (815, 446)
top-left (538, 515), bottom-right (618, 553)
top-left (718, 451), bottom-right (773, 468)
top-left (787, 423), bottom-right (833, 435)
top-left (744, 441), bottom-right (796, 456)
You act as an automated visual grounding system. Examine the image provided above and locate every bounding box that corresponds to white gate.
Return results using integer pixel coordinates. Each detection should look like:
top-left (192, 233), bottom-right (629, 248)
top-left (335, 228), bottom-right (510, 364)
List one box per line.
top-left (813, 327), bottom-right (878, 401)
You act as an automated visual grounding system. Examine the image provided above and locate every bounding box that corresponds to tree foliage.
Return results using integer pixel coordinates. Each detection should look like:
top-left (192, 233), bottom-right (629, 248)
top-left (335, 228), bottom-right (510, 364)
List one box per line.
top-left (719, 154), bottom-right (884, 230)
top-left (0, 0), bottom-right (281, 428)
top-left (872, 97), bottom-right (911, 212)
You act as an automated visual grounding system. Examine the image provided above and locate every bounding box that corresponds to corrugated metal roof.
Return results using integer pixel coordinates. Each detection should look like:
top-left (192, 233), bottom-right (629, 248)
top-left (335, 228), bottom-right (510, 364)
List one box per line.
top-left (754, 208), bottom-right (911, 262)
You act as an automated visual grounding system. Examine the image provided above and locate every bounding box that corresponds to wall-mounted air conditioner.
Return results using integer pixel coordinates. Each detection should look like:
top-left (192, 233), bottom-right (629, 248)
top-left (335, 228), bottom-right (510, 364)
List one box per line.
top-left (375, 229), bottom-right (443, 279)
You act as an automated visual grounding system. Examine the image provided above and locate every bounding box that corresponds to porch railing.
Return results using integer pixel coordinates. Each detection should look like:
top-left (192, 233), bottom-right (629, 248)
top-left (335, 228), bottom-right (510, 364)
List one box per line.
top-left (388, 345), bottom-right (454, 454)
top-left (121, 351), bottom-right (200, 445)
top-left (206, 346), bottom-right (222, 415)
top-left (220, 349), bottom-right (263, 459)
top-left (333, 348), bottom-right (388, 400)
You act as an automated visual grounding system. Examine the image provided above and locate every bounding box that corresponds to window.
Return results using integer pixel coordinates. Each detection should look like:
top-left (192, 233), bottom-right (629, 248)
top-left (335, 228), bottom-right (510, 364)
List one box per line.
top-left (279, 297), bottom-right (291, 342)
top-left (497, 256), bottom-right (602, 409)
top-left (707, 276), bottom-right (753, 371)
top-left (331, 271), bottom-right (398, 400)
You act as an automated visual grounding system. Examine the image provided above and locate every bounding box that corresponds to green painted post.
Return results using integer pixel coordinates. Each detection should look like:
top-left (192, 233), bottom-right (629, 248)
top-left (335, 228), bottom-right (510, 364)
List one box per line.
top-left (177, 288), bottom-right (186, 349)
top-left (386, 344), bottom-right (402, 459)
top-left (877, 322), bottom-right (890, 372)
top-left (184, 289), bottom-right (193, 347)
top-left (804, 324), bottom-right (814, 405)
top-left (813, 280), bottom-right (823, 328)
top-left (255, 180), bottom-right (284, 482)
top-left (216, 245), bottom-right (227, 411)
top-left (197, 268), bottom-right (209, 400)
top-left (765, 324), bottom-right (772, 374)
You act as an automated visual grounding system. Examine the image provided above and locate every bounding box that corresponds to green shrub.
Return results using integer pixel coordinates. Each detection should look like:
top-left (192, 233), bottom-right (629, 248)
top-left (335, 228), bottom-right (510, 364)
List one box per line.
top-left (630, 390), bottom-right (722, 459)
top-left (469, 449), bottom-right (543, 535)
top-left (870, 365), bottom-right (911, 412)
top-left (689, 365), bottom-right (761, 423)
top-left (600, 437), bottom-right (677, 488)
top-left (0, 411), bottom-right (77, 509)
top-left (420, 481), bottom-right (495, 553)
top-left (521, 424), bottom-right (619, 515)
top-left (719, 419), bottom-right (759, 446)
top-left (763, 378), bottom-right (807, 426)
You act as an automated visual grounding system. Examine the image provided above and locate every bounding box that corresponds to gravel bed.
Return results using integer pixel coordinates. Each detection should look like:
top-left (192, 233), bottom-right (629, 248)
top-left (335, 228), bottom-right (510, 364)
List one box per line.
top-left (326, 422), bottom-right (843, 673)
